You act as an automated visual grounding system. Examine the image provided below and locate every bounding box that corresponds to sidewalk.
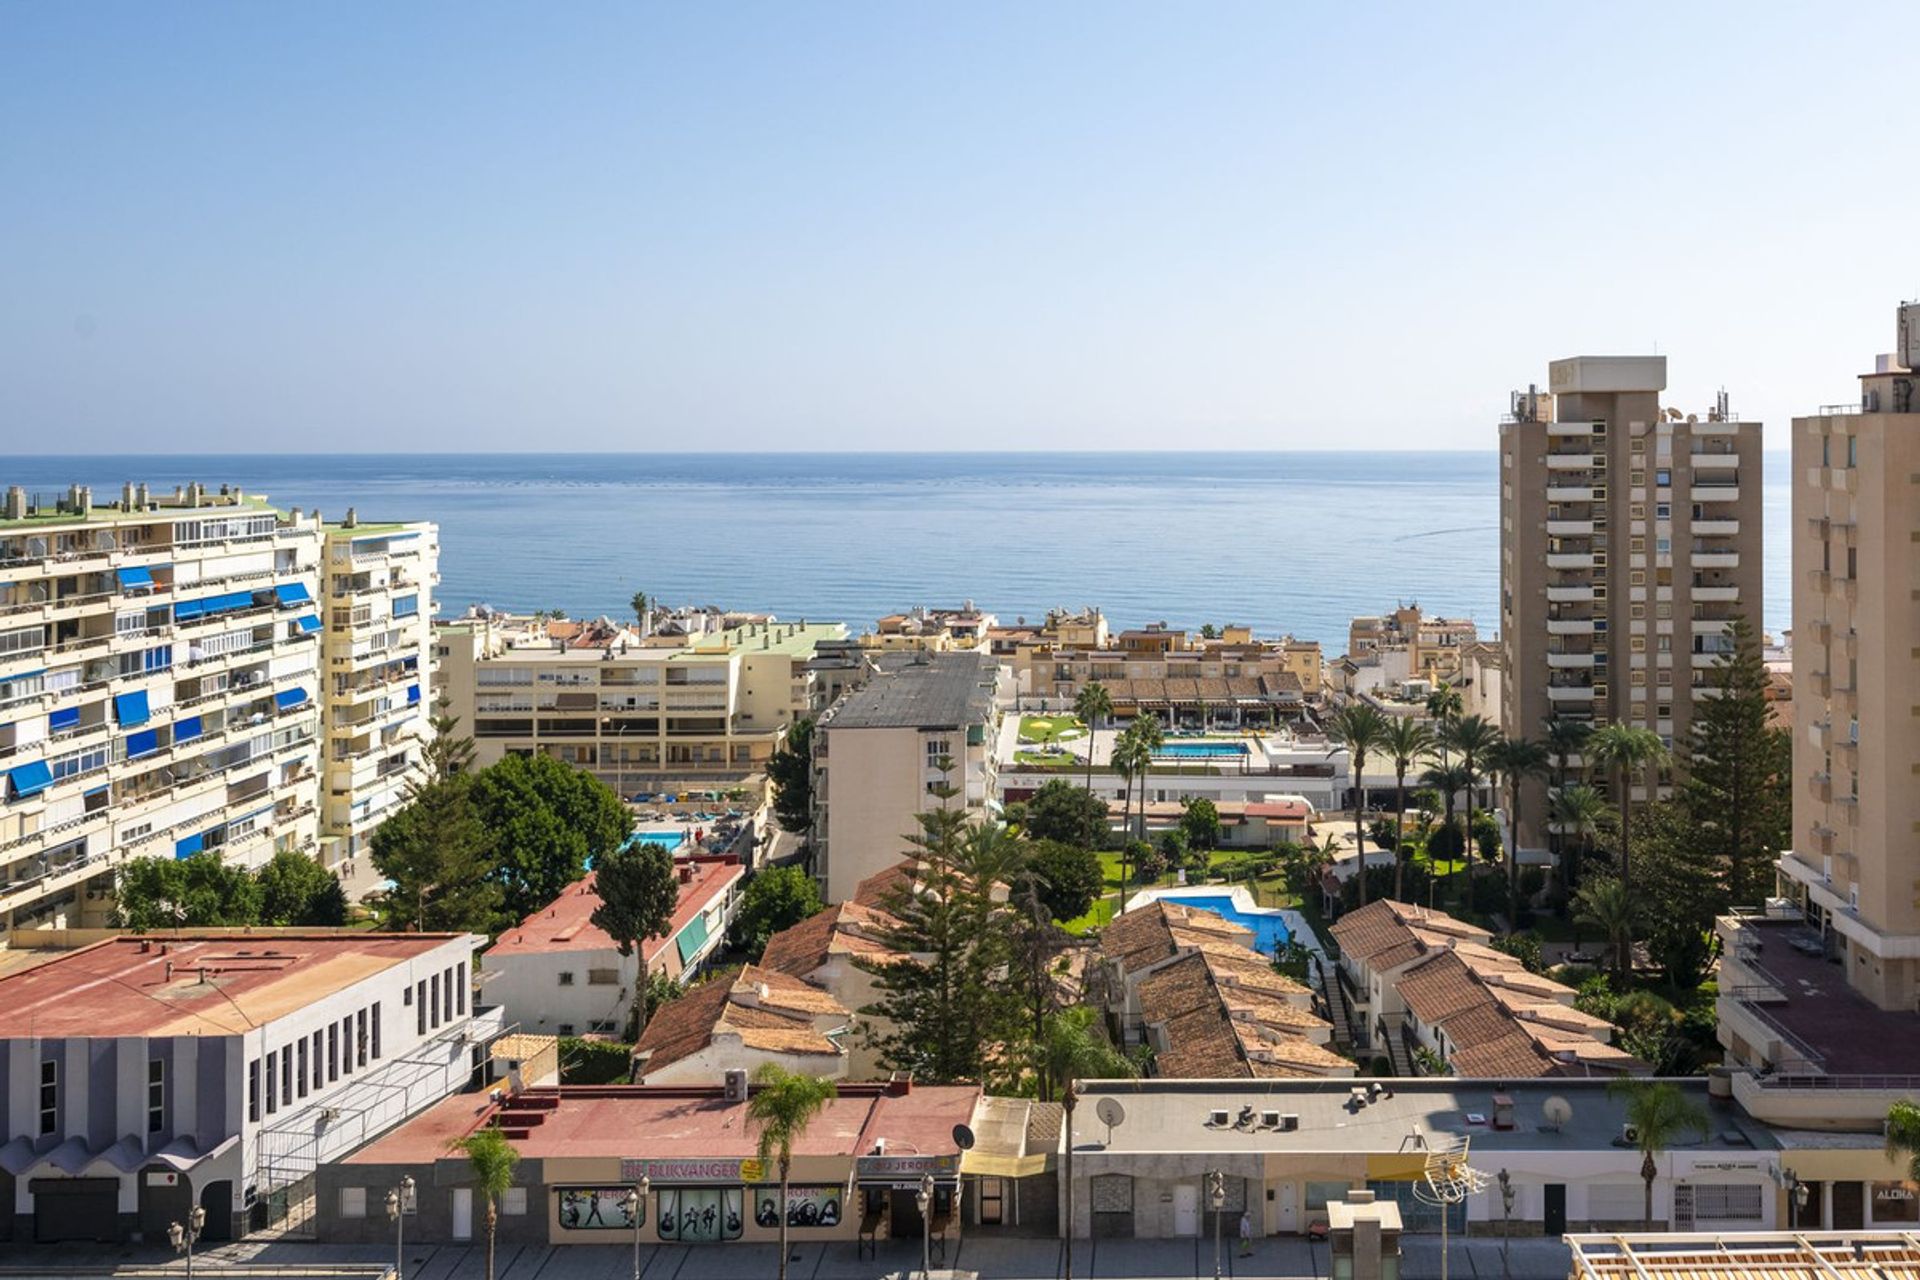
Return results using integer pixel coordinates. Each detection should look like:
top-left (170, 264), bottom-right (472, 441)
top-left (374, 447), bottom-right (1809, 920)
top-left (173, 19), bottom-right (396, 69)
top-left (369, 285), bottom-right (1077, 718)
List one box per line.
top-left (0, 1234), bottom-right (1574, 1280)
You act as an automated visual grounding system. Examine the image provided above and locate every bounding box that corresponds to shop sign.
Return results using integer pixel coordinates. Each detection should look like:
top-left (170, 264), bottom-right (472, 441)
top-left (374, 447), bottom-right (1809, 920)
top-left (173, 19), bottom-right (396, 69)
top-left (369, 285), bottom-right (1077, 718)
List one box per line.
top-left (857, 1153), bottom-right (959, 1183)
top-left (1690, 1160), bottom-right (1763, 1173)
top-left (620, 1157), bottom-right (766, 1184)
top-left (1873, 1182), bottom-right (1920, 1224)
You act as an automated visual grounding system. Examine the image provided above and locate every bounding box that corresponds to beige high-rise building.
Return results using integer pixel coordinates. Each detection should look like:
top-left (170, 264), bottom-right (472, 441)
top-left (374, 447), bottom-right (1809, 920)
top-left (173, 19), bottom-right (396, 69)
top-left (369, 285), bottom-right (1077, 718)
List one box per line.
top-left (1499, 356), bottom-right (1763, 853)
top-left (1775, 302), bottom-right (1920, 1011)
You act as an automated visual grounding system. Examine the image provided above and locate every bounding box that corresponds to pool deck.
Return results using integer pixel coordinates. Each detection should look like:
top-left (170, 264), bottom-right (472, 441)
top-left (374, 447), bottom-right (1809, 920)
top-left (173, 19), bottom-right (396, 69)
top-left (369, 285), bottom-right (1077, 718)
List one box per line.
top-left (1121, 885), bottom-right (1329, 972)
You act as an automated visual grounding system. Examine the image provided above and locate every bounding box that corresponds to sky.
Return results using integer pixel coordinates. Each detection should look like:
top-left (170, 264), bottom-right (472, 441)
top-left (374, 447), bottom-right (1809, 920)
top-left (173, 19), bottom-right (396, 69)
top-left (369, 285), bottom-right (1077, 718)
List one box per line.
top-left (1, 2), bottom-right (1915, 453)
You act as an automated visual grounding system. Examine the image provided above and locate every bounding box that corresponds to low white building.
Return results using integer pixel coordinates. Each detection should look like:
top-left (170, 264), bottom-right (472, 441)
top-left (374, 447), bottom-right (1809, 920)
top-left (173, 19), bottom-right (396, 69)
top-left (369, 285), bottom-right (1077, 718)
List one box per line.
top-left (631, 964), bottom-right (851, 1084)
top-left (0, 930), bottom-right (492, 1244)
top-left (482, 855), bottom-right (743, 1038)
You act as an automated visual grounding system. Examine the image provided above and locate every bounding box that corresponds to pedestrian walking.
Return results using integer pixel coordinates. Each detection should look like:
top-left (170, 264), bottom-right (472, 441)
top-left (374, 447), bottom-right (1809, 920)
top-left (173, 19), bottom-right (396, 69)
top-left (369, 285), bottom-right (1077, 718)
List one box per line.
top-left (1239, 1210), bottom-right (1254, 1257)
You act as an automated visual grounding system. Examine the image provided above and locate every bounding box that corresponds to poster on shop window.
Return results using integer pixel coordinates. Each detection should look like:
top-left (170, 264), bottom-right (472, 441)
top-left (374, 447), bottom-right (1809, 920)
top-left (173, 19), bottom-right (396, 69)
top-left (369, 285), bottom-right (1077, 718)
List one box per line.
top-left (753, 1185), bottom-right (843, 1229)
top-left (557, 1188), bottom-right (641, 1231)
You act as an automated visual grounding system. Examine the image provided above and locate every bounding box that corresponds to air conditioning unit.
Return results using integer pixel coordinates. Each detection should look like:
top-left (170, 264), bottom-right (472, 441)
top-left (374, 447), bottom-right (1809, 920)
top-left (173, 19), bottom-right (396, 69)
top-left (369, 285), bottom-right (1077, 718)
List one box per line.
top-left (1281, 1114), bottom-right (1300, 1132)
top-left (1208, 1109), bottom-right (1230, 1127)
top-left (723, 1068), bottom-right (750, 1102)
top-left (1261, 1111), bottom-right (1282, 1129)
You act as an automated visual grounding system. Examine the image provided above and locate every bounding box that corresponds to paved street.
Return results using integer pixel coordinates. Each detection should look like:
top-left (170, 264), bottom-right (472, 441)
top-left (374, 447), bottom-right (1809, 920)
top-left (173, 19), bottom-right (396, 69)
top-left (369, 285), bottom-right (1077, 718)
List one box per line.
top-left (0, 1234), bottom-right (1574, 1280)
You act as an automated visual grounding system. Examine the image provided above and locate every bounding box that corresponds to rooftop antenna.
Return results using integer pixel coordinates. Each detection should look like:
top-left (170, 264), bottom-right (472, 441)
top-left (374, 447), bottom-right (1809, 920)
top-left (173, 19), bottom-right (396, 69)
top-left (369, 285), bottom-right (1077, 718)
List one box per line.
top-left (1412, 1135), bottom-right (1488, 1280)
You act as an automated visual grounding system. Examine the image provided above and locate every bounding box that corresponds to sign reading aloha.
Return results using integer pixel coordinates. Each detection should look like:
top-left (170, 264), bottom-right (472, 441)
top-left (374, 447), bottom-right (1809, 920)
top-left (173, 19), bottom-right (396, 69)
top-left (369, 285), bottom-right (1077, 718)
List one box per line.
top-left (620, 1157), bottom-right (766, 1184)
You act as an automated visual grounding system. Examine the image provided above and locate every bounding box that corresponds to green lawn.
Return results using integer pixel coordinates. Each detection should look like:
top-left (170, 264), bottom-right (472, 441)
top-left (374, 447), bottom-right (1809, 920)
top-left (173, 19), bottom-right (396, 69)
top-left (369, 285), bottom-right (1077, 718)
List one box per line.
top-left (1013, 750), bottom-right (1079, 769)
top-left (1061, 848), bottom-right (1305, 935)
top-left (1018, 714), bottom-right (1085, 744)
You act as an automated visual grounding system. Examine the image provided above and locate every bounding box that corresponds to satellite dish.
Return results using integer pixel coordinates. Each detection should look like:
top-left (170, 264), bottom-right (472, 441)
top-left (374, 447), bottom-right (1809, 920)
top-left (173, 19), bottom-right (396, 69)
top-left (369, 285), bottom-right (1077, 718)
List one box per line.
top-left (1541, 1096), bottom-right (1572, 1132)
top-left (1095, 1097), bottom-right (1127, 1129)
top-left (952, 1123), bottom-right (975, 1151)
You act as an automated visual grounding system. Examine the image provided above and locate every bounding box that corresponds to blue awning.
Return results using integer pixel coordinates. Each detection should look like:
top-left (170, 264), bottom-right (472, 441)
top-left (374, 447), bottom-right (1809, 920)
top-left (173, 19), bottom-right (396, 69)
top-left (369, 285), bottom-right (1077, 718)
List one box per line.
top-left (125, 728), bottom-right (160, 758)
top-left (7, 760), bottom-right (54, 801)
top-left (177, 590), bottom-right (254, 621)
top-left (175, 833), bottom-right (204, 859)
top-left (174, 715), bottom-right (203, 743)
top-left (294, 614), bottom-right (322, 634)
top-left (275, 687), bottom-right (310, 711)
top-left (49, 707), bottom-right (80, 731)
top-left (274, 582), bottom-right (312, 606)
top-left (406, 683), bottom-right (420, 705)
top-left (116, 566), bottom-right (154, 589)
top-left (114, 690), bottom-right (150, 727)
top-left (392, 594), bottom-right (419, 618)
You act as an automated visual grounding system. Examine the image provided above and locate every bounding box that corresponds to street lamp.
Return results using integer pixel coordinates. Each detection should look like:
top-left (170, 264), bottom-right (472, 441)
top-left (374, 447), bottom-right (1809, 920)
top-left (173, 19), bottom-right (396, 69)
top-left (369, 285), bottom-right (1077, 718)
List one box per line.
top-left (386, 1175), bottom-right (415, 1280)
top-left (1788, 1175), bottom-right (1810, 1229)
top-left (168, 1204), bottom-right (206, 1280)
top-left (1208, 1170), bottom-right (1226, 1280)
top-left (623, 1177), bottom-right (651, 1280)
top-left (916, 1172), bottom-right (935, 1280)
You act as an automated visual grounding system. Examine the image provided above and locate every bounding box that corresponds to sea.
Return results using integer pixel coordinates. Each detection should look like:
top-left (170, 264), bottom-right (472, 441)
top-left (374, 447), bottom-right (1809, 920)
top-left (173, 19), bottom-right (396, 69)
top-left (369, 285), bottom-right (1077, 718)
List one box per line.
top-left (0, 452), bottom-right (1794, 652)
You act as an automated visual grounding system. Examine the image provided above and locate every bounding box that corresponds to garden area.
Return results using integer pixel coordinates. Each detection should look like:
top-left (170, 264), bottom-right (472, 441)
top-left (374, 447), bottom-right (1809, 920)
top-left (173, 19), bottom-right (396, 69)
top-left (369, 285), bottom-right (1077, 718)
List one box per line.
top-left (1014, 713), bottom-right (1088, 768)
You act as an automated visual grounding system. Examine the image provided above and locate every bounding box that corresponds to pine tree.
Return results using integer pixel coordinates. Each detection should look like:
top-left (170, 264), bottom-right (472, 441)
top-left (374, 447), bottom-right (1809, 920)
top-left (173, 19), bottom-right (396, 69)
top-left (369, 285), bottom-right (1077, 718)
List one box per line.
top-left (1680, 617), bottom-right (1790, 907)
top-left (369, 702), bottom-right (501, 933)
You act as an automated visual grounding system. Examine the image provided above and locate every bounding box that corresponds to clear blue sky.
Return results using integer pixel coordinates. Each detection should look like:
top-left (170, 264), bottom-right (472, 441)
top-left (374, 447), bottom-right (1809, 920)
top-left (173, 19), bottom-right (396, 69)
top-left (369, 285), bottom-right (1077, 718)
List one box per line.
top-left (2, 2), bottom-right (1914, 452)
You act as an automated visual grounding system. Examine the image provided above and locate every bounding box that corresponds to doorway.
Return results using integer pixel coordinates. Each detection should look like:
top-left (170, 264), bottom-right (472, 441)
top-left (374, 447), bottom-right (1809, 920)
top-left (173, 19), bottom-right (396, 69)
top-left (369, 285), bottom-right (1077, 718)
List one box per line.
top-left (1832, 1182), bottom-right (1865, 1230)
top-left (1276, 1182), bottom-right (1298, 1235)
top-left (978, 1178), bottom-right (1004, 1226)
top-left (451, 1188), bottom-right (473, 1242)
top-left (1173, 1183), bottom-right (1200, 1236)
top-left (1544, 1184), bottom-right (1567, 1236)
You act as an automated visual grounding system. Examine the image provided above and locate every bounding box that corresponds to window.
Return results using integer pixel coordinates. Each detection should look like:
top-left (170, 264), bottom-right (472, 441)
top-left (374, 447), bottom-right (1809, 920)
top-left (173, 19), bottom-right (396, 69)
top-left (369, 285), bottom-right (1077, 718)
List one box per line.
top-left (925, 738), bottom-right (951, 765)
top-left (297, 1039), bottom-right (309, 1098)
top-left (340, 1188), bottom-right (367, 1219)
top-left (1630, 571), bottom-right (1646, 586)
top-left (357, 1009), bottom-right (370, 1066)
top-left (1631, 671), bottom-right (1647, 686)
top-left (502, 1187), bottom-right (528, 1216)
top-left (1657, 635), bottom-right (1672, 653)
top-left (1656, 601), bottom-right (1673, 617)
top-left (313, 1031), bottom-right (324, 1091)
top-left (1630, 604), bottom-right (1646, 619)
top-left (1657, 703), bottom-right (1672, 719)
top-left (1630, 637), bottom-right (1647, 653)
top-left (558, 971), bottom-right (576, 987)
top-left (1655, 469), bottom-right (1672, 487)
top-left (1822, 436), bottom-right (1831, 467)
top-left (456, 962), bottom-right (467, 1015)
top-left (588, 968), bottom-right (618, 986)
top-left (266, 1050), bottom-right (278, 1114)
top-left (371, 1004), bottom-right (382, 1059)
top-left (1847, 546), bottom-right (1858, 579)
top-left (1848, 436), bottom-right (1858, 468)
top-left (1692, 1184), bottom-right (1764, 1222)
top-left (248, 1059), bottom-right (261, 1122)
top-left (39, 1059), bottom-right (58, 1135)
top-left (430, 972), bottom-right (441, 1028)
top-left (148, 1059), bottom-right (166, 1133)
top-left (558, 1023), bottom-right (576, 1036)
top-left (417, 980), bottom-right (427, 1034)
top-left (1305, 1182), bottom-right (1352, 1212)
top-left (1630, 537), bottom-right (1645, 553)
top-left (1630, 504), bottom-right (1645, 519)
top-left (1630, 469), bottom-right (1646, 486)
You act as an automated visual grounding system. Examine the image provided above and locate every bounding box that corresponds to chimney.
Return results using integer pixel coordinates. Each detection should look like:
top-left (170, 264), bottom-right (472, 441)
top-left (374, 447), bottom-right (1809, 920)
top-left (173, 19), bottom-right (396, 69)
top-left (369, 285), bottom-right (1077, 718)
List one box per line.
top-left (75, 485), bottom-right (92, 515)
top-left (343, 507), bottom-right (358, 529)
top-left (3, 487), bottom-right (25, 521)
top-left (121, 481), bottom-right (136, 510)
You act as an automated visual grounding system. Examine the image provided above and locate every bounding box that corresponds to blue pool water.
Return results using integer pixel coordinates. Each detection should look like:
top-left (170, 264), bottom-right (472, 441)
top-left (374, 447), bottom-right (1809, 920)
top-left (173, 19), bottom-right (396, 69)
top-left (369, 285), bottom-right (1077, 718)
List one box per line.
top-left (1155, 741), bottom-right (1249, 759)
top-left (624, 831), bottom-right (688, 853)
top-left (1158, 891), bottom-right (1293, 953)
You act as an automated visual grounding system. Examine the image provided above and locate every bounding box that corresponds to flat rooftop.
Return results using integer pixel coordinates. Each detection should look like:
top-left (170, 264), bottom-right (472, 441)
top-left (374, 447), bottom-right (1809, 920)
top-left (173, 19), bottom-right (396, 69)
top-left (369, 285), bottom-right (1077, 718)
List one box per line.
top-left (1070, 1079), bottom-right (1775, 1155)
top-left (344, 1081), bottom-right (979, 1164)
top-left (484, 858), bottom-right (742, 962)
top-left (826, 651), bottom-right (1000, 730)
top-left (0, 492), bottom-right (281, 531)
top-left (0, 933), bottom-right (468, 1038)
top-left (1732, 920), bottom-right (1920, 1075)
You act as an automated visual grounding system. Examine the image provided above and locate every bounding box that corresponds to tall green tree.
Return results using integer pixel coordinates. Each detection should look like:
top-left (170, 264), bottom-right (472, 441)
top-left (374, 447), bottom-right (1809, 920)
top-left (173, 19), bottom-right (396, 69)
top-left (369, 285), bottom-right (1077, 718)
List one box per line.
top-left (1022, 838), bottom-right (1103, 924)
top-left (1549, 783), bottom-right (1611, 892)
top-left (1109, 725), bottom-right (1153, 910)
top-left (1492, 736), bottom-right (1551, 918)
top-left (860, 809), bottom-right (1017, 1083)
top-left (590, 839), bottom-right (680, 1041)
top-left (1634, 802), bottom-right (1721, 987)
top-left (256, 849), bottom-right (348, 926)
top-left (1574, 876), bottom-right (1637, 984)
top-left (1681, 618), bottom-right (1790, 906)
top-left (1424, 682), bottom-right (1463, 727)
top-left (1886, 1100), bottom-right (1920, 1181)
top-left (1588, 724), bottom-right (1670, 896)
top-left (1073, 682), bottom-right (1113, 793)
top-left (371, 702), bottom-right (502, 933)
top-left (1023, 777), bottom-right (1110, 849)
top-left (629, 590), bottom-right (650, 628)
top-left (727, 865), bottom-right (824, 956)
top-left (1383, 718), bottom-right (1434, 900)
top-left (113, 853), bottom-right (264, 930)
top-left (471, 753), bottom-right (632, 922)
top-left (1609, 1080), bottom-right (1708, 1226)
top-left (1326, 702), bottom-right (1390, 908)
top-left (1437, 713), bottom-right (1501, 892)
top-left (766, 716), bottom-right (815, 835)
top-left (1129, 714), bottom-right (1164, 855)
top-left (1179, 796), bottom-right (1221, 854)
top-left (1542, 714), bottom-right (1592, 791)
top-left (748, 1065), bottom-right (839, 1280)
top-left (456, 1127), bottom-right (520, 1280)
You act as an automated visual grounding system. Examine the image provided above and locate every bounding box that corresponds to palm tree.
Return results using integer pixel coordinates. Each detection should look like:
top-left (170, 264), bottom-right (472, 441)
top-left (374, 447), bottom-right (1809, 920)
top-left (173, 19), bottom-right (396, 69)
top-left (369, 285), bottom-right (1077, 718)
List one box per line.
top-left (629, 590), bottom-right (650, 629)
top-left (1438, 714), bottom-right (1501, 898)
top-left (1492, 737), bottom-right (1551, 918)
top-left (1130, 714), bottom-right (1164, 849)
top-left (1326, 703), bottom-right (1390, 908)
top-left (748, 1063), bottom-right (839, 1280)
top-left (1074, 682), bottom-right (1113, 793)
top-left (456, 1127), bottom-right (521, 1280)
top-left (1575, 876), bottom-right (1637, 984)
top-left (1886, 1100), bottom-right (1920, 1181)
top-left (1549, 783), bottom-right (1610, 893)
top-left (1382, 718), bottom-right (1434, 901)
top-left (1419, 762), bottom-right (1471, 905)
top-left (1035, 1007), bottom-right (1135, 1280)
top-left (1110, 725), bottom-right (1151, 912)
top-left (1424, 682), bottom-right (1463, 727)
top-left (1542, 714), bottom-right (1592, 791)
top-left (1609, 1079), bottom-right (1708, 1227)
top-left (1587, 724), bottom-right (1670, 895)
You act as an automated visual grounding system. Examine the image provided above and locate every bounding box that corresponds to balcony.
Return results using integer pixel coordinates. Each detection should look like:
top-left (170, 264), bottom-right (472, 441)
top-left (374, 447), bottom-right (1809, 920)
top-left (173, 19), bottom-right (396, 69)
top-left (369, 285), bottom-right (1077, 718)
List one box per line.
top-left (1547, 684), bottom-right (1595, 702)
top-left (1692, 650), bottom-right (1732, 668)
top-left (1545, 520), bottom-right (1594, 536)
top-left (1545, 617), bottom-right (1595, 635)
top-left (1691, 484), bottom-right (1740, 502)
top-left (1692, 585), bottom-right (1739, 602)
top-left (1691, 616), bottom-right (1738, 635)
top-left (1546, 585), bottom-right (1595, 603)
top-left (1546, 652), bottom-right (1596, 668)
top-left (1693, 519), bottom-right (1740, 536)
top-left (1692, 551), bottom-right (1740, 569)
top-left (1688, 451), bottom-right (1740, 469)
top-left (1545, 486), bottom-right (1594, 502)
top-left (1546, 452), bottom-right (1597, 470)
top-left (1546, 420), bottom-right (1602, 437)
top-left (1545, 552), bottom-right (1594, 570)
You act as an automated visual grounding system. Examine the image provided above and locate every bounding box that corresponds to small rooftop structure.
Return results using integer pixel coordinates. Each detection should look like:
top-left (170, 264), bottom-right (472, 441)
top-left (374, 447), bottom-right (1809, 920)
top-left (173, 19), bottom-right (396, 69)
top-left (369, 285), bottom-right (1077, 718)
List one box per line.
top-left (0, 932), bottom-right (471, 1038)
top-left (631, 964), bottom-right (850, 1081)
top-left (822, 650), bottom-right (1002, 730)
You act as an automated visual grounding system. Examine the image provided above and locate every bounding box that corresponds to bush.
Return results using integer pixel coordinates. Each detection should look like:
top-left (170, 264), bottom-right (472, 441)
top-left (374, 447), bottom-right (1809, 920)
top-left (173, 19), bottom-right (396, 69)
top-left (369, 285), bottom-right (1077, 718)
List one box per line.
top-left (1469, 869), bottom-right (1511, 916)
top-left (1518, 866), bottom-right (1547, 900)
top-left (1129, 840), bottom-right (1166, 884)
top-left (559, 1037), bottom-right (633, 1084)
top-left (1368, 819), bottom-right (1399, 852)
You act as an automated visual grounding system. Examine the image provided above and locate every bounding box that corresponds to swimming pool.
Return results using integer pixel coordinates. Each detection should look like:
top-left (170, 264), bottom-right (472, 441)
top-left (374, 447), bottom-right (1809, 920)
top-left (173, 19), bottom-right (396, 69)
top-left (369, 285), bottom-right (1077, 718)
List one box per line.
top-left (1153, 741), bottom-right (1249, 759)
top-left (1157, 890), bottom-right (1293, 953)
top-left (625, 831), bottom-right (688, 853)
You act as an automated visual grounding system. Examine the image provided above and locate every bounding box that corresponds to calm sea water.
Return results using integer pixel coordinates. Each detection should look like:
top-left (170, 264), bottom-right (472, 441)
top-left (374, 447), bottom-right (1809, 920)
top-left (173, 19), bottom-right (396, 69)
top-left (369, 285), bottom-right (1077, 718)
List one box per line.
top-left (0, 453), bottom-right (1793, 650)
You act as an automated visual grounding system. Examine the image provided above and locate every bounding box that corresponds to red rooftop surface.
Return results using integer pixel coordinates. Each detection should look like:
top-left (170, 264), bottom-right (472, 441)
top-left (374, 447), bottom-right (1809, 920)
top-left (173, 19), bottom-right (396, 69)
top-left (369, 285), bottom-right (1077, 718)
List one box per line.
top-left (344, 1081), bottom-right (981, 1164)
top-left (485, 856), bottom-right (743, 962)
top-left (0, 933), bottom-right (468, 1039)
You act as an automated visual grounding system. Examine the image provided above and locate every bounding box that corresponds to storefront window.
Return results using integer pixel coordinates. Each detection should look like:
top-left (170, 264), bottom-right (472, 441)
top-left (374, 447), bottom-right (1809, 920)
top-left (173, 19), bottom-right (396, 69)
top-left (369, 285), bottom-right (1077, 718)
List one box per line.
top-left (752, 1186), bottom-right (843, 1230)
top-left (1306, 1181), bottom-right (1353, 1211)
top-left (557, 1188), bottom-right (642, 1232)
top-left (658, 1187), bottom-right (743, 1242)
top-left (1872, 1182), bottom-right (1920, 1224)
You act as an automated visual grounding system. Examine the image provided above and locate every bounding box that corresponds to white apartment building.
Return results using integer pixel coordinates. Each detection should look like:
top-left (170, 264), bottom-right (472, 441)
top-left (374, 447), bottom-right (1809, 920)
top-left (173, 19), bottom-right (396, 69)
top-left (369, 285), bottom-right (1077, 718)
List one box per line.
top-left (0, 930), bottom-right (491, 1244)
top-left (811, 650), bottom-right (1011, 903)
top-left (0, 486), bottom-right (325, 932)
top-left (319, 517), bottom-right (438, 872)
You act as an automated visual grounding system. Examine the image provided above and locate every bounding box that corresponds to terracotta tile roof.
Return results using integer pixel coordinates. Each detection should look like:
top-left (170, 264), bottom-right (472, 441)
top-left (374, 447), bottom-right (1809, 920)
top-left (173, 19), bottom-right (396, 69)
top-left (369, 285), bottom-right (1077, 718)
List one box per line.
top-left (1328, 899), bottom-right (1489, 972)
top-left (852, 859), bottom-right (920, 910)
top-left (1139, 954), bottom-right (1346, 1079)
top-left (1397, 951), bottom-right (1494, 1026)
top-left (758, 901), bottom-right (903, 979)
top-left (1101, 900), bottom-right (1252, 976)
top-left (632, 964), bottom-right (848, 1078)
